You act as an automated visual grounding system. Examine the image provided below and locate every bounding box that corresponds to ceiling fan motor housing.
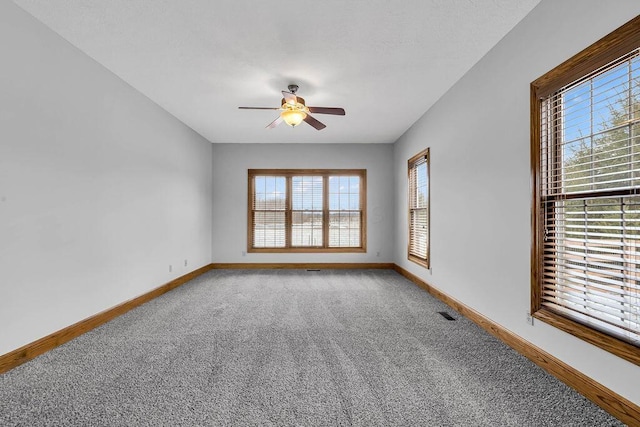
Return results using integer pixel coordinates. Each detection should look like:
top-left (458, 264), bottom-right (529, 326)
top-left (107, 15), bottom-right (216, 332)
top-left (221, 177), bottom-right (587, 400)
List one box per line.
top-left (282, 96), bottom-right (306, 111)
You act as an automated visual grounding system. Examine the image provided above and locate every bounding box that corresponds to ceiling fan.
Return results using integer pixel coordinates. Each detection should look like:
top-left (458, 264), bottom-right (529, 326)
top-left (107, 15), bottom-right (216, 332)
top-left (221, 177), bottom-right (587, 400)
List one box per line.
top-left (238, 84), bottom-right (345, 130)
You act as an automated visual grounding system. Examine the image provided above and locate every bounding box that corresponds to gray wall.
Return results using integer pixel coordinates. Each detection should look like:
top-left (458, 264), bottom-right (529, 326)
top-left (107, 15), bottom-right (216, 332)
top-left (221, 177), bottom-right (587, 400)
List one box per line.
top-left (212, 143), bottom-right (394, 263)
top-left (392, 0), bottom-right (640, 403)
top-left (2, 0), bottom-right (637, 408)
top-left (0, 2), bottom-right (213, 355)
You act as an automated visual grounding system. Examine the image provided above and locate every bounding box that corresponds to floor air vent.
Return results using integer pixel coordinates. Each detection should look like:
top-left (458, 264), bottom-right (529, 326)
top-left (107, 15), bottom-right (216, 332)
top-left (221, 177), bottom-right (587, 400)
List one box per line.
top-left (306, 269), bottom-right (321, 272)
top-left (438, 311), bottom-right (456, 321)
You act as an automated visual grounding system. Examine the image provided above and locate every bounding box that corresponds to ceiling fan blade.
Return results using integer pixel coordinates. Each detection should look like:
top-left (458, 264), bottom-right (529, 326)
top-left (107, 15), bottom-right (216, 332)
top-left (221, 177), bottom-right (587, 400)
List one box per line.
top-left (239, 107), bottom-right (281, 110)
top-left (307, 107), bottom-right (345, 116)
top-left (282, 90), bottom-right (297, 106)
top-left (266, 116), bottom-right (283, 129)
top-left (303, 114), bottom-right (326, 130)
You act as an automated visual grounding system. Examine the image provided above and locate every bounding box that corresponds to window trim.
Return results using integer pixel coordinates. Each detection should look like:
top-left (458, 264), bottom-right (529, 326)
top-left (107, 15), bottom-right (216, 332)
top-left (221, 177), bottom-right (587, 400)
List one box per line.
top-left (531, 15), bottom-right (640, 366)
top-left (408, 149), bottom-right (430, 268)
top-left (247, 169), bottom-right (367, 253)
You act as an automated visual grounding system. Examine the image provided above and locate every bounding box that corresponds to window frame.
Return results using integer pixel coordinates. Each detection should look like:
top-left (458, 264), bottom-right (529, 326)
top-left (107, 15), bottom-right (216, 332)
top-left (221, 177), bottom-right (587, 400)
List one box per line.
top-left (408, 149), bottom-right (430, 268)
top-left (531, 15), bottom-right (640, 366)
top-left (247, 169), bottom-right (367, 253)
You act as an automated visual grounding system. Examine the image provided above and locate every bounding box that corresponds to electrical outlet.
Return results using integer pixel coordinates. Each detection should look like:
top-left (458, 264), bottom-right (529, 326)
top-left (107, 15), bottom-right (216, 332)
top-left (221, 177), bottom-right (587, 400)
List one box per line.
top-left (242, 251), bottom-right (246, 257)
top-left (526, 311), bottom-right (534, 326)
top-left (376, 251), bottom-right (380, 257)
top-left (184, 259), bottom-right (188, 267)
top-left (169, 265), bottom-right (172, 272)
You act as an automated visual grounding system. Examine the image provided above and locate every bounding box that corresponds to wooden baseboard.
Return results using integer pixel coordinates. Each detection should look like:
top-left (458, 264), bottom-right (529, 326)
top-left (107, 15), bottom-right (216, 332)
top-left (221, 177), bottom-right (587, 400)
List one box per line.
top-left (392, 264), bottom-right (640, 426)
top-left (211, 262), bottom-right (395, 269)
top-left (0, 263), bottom-right (214, 375)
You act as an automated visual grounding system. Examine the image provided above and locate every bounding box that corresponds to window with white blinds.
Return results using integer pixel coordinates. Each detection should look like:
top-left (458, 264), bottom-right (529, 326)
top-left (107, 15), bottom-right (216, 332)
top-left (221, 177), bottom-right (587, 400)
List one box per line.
top-left (329, 176), bottom-right (362, 248)
top-left (248, 169), bottom-right (366, 252)
top-left (292, 176), bottom-right (323, 247)
top-left (252, 175), bottom-right (286, 248)
top-left (408, 149), bottom-right (430, 267)
top-left (532, 16), bottom-right (640, 364)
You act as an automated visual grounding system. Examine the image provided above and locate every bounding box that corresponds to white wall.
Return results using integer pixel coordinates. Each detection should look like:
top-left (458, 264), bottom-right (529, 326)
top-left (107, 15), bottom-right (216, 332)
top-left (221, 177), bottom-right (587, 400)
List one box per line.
top-left (0, 2), bottom-right (212, 355)
top-left (393, 0), bottom-right (640, 404)
top-left (212, 143), bottom-right (394, 263)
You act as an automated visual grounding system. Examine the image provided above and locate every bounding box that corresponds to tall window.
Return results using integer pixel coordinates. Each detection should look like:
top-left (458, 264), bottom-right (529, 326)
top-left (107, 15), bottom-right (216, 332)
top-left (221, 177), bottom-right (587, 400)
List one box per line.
top-left (248, 169), bottom-right (366, 252)
top-left (408, 149), bottom-right (430, 267)
top-left (531, 16), bottom-right (640, 365)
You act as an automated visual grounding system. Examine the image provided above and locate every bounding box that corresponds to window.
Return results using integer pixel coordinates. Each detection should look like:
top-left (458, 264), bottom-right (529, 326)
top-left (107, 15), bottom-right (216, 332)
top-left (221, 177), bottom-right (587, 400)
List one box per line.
top-left (248, 169), bottom-right (366, 252)
top-left (531, 16), bottom-right (640, 365)
top-left (408, 149), bottom-right (430, 267)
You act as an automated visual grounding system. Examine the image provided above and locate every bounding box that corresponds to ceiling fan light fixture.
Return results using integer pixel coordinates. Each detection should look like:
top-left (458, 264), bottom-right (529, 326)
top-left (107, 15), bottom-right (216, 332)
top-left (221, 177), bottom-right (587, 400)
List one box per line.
top-left (239, 85), bottom-right (342, 130)
top-left (281, 109), bottom-right (307, 127)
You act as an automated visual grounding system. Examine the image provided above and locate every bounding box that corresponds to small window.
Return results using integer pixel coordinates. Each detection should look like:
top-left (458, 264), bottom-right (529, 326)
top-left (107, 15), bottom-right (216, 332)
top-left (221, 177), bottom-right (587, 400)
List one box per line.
top-left (408, 149), bottom-right (430, 268)
top-left (248, 169), bottom-right (366, 252)
top-left (531, 16), bottom-right (640, 365)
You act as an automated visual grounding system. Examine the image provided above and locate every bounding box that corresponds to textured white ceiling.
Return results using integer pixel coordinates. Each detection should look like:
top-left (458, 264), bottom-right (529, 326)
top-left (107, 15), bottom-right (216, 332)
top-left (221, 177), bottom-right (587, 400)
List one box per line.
top-left (12, 0), bottom-right (540, 144)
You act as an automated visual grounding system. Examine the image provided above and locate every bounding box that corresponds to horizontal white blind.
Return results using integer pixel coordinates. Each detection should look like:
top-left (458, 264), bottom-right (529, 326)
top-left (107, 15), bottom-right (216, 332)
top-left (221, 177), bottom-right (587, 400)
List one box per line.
top-left (409, 152), bottom-right (429, 261)
top-left (329, 176), bottom-right (361, 248)
top-left (252, 176), bottom-right (286, 248)
top-left (541, 48), bottom-right (640, 345)
top-left (291, 176), bottom-right (323, 247)
top-left (409, 209), bottom-right (428, 257)
top-left (542, 49), bottom-right (640, 196)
